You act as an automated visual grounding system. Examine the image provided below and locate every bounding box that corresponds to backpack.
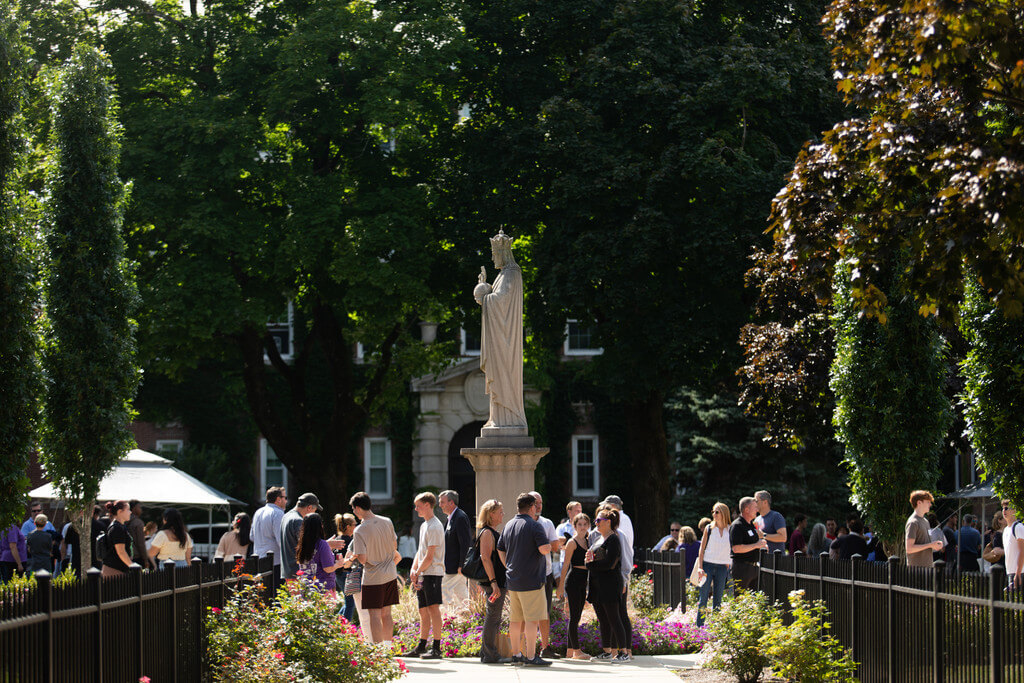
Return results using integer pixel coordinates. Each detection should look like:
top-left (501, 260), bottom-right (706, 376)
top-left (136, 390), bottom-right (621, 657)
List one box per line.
top-left (95, 532), bottom-right (108, 561)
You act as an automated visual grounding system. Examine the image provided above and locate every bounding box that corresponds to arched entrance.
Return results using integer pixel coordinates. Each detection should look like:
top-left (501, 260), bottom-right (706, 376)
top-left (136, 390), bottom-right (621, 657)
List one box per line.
top-left (448, 421), bottom-right (484, 516)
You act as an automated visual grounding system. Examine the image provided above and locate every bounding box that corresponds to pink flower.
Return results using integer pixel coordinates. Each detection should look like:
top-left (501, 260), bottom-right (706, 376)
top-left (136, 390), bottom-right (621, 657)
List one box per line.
top-left (139, 677), bottom-right (151, 683)
top-left (350, 660), bottom-right (359, 666)
top-left (296, 570), bottom-right (305, 576)
top-left (273, 652), bottom-right (284, 660)
top-left (211, 607), bottom-right (222, 613)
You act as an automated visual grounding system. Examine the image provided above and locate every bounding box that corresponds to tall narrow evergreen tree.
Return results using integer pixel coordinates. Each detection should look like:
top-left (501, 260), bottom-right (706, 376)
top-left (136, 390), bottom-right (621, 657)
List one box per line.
top-left (41, 45), bottom-right (139, 567)
top-left (0, 0), bottom-right (38, 531)
top-left (830, 259), bottom-right (950, 554)
top-left (960, 281), bottom-right (1024, 511)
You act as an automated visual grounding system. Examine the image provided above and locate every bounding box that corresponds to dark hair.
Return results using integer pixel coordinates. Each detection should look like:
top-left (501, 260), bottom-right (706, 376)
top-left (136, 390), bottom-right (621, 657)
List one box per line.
top-left (349, 491), bottom-right (372, 512)
top-left (296, 513), bottom-right (325, 564)
top-left (128, 499), bottom-right (141, 511)
top-left (93, 505), bottom-right (103, 518)
top-left (234, 512), bottom-right (252, 547)
top-left (794, 513), bottom-right (806, 525)
top-left (517, 493), bottom-right (536, 512)
top-left (266, 487), bottom-right (285, 505)
top-left (603, 509), bottom-right (620, 530)
top-left (162, 508), bottom-right (189, 549)
top-left (105, 500), bottom-right (129, 516)
top-left (849, 518), bottom-right (863, 535)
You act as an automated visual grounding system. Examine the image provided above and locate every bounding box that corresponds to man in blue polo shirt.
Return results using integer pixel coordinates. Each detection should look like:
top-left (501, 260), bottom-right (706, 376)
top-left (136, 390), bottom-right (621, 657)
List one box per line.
top-left (497, 492), bottom-right (552, 667)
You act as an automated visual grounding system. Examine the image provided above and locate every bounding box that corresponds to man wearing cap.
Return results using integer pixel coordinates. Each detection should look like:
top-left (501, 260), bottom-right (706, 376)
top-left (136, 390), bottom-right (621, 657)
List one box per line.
top-left (602, 494), bottom-right (635, 660)
top-left (280, 492), bottom-right (321, 579)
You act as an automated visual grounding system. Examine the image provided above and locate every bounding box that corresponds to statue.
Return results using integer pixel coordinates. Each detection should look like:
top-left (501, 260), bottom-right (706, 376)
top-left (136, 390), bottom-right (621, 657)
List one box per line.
top-left (473, 229), bottom-right (527, 432)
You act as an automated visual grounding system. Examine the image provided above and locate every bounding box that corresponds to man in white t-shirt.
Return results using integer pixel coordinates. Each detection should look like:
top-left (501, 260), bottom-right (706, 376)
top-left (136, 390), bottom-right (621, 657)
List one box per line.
top-left (1002, 499), bottom-right (1024, 590)
top-left (556, 501), bottom-right (582, 540)
top-left (401, 492), bottom-right (446, 660)
top-left (528, 491), bottom-right (561, 660)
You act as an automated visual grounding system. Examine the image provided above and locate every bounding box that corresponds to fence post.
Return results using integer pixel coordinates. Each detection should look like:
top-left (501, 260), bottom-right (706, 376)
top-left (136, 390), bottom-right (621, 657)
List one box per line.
top-left (887, 556), bottom-right (898, 681)
top-left (772, 550), bottom-right (781, 603)
top-left (989, 565), bottom-right (1004, 683)
top-left (192, 557), bottom-right (203, 667)
top-left (819, 552), bottom-right (826, 606)
top-left (37, 570), bottom-right (53, 683)
top-left (167, 560), bottom-right (178, 683)
top-left (130, 563), bottom-right (144, 679)
top-left (933, 561), bottom-right (945, 683)
top-left (679, 550), bottom-right (686, 611)
top-left (88, 567), bottom-right (103, 683)
top-left (214, 556), bottom-right (225, 608)
top-left (850, 555), bottom-right (860, 665)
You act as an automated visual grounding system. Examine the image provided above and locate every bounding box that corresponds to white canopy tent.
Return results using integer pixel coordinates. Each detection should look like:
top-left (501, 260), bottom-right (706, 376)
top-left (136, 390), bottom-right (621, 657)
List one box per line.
top-left (29, 448), bottom-right (245, 533)
top-left (942, 481), bottom-right (999, 574)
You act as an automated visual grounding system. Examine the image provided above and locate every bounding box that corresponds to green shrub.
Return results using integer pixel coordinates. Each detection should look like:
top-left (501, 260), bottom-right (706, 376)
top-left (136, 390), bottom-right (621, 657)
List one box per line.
top-left (761, 590), bottom-right (857, 683)
top-left (629, 570), bottom-right (670, 620)
top-left (704, 589), bottom-right (777, 682)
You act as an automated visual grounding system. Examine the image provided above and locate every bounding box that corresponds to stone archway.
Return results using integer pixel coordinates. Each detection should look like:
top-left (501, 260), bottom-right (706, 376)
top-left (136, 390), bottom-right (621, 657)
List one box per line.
top-left (448, 421), bottom-right (484, 516)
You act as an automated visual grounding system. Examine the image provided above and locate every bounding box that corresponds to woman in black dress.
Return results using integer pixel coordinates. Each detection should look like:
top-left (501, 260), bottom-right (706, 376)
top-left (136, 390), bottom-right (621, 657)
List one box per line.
top-left (556, 512), bottom-right (592, 660)
top-left (586, 508), bottom-right (628, 663)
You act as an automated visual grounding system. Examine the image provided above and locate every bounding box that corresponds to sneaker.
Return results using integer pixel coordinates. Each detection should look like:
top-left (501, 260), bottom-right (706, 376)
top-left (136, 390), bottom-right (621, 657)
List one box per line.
top-left (524, 656), bottom-right (552, 667)
top-left (504, 654), bottom-right (527, 666)
top-left (593, 651), bottom-right (614, 661)
top-left (398, 644), bottom-right (425, 658)
top-left (420, 647), bottom-right (442, 660)
top-left (611, 653), bottom-right (630, 663)
top-left (540, 646), bottom-right (562, 660)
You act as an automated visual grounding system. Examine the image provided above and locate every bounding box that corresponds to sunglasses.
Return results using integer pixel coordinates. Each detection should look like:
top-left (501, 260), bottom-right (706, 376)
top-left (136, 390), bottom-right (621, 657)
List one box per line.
top-left (596, 517), bottom-right (610, 522)
top-left (670, 528), bottom-right (681, 532)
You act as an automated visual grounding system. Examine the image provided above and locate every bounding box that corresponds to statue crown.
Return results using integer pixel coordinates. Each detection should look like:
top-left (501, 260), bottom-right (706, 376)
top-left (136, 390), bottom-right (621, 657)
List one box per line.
top-left (490, 229), bottom-right (512, 250)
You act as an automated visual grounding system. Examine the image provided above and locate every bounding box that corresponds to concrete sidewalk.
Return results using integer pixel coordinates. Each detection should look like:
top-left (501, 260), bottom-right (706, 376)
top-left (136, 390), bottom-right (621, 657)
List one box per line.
top-left (400, 654), bottom-right (700, 681)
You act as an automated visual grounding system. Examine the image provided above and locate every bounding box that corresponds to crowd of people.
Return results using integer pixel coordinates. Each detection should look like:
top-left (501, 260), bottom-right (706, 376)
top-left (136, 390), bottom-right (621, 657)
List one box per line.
top-left (3, 485), bottom-right (1021, 668)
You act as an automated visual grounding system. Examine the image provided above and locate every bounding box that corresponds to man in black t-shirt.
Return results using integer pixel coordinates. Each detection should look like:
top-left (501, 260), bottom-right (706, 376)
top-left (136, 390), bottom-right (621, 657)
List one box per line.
top-left (829, 518), bottom-right (872, 560)
top-left (729, 497), bottom-right (767, 592)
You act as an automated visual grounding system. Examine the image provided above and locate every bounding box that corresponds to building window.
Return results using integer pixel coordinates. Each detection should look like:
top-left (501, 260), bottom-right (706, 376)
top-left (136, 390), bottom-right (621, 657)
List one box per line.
top-left (461, 328), bottom-right (481, 356)
top-left (260, 439), bottom-right (289, 493)
top-left (564, 320), bottom-right (603, 356)
top-left (364, 438), bottom-right (392, 499)
top-left (155, 439), bottom-right (184, 457)
top-left (572, 435), bottom-right (599, 496)
top-left (266, 302), bottom-right (294, 363)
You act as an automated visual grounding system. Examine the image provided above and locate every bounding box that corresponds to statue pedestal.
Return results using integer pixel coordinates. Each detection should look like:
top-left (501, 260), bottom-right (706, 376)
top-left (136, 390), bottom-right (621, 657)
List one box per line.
top-left (461, 447), bottom-right (548, 525)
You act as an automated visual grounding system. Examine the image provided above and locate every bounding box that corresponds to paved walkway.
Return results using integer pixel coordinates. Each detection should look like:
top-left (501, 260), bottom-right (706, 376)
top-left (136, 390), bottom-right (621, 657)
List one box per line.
top-left (401, 654), bottom-right (700, 682)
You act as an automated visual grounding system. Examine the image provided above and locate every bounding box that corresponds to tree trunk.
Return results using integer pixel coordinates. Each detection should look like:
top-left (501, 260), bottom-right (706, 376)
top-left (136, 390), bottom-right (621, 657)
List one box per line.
top-left (73, 511), bottom-right (91, 575)
top-left (623, 391), bottom-right (670, 548)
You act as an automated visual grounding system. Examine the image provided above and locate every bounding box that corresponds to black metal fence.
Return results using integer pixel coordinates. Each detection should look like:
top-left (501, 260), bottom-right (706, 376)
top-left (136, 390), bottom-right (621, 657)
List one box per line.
top-left (0, 553), bottom-right (278, 683)
top-left (758, 550), bottom-right (1024, 683)
top-left (634, 548), bottom-right (687, 611)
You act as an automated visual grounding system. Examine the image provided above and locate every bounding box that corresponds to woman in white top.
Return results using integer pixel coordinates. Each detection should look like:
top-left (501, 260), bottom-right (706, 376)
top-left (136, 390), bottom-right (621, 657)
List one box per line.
top-left (148, 507), bottom-right (193, 567)
top-left (695, 502), bottom-right (732, 627)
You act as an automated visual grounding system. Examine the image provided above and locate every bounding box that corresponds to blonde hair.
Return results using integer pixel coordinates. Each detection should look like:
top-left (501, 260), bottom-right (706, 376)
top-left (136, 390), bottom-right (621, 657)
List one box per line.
top-left (713, 502), bottom-right (731, 527)
top-left (477, 499), bottom-right (502, 529)
top-left (335, 513), bottom-right (357, 534)
top-left (681, 526), bottom-right (697, 544)
top-left (415, 491), bottom-right (437, 507)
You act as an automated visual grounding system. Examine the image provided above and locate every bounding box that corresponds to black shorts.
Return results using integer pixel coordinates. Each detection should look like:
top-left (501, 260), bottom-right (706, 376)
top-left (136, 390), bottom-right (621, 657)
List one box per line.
top-left (416, 575), bottom-right (443, 608)
top-left (361, 579), bottom-right (400, 609)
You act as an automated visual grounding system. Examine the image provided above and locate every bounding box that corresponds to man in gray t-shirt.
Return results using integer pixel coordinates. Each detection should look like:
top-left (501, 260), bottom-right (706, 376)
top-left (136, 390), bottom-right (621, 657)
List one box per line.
top-left (754, 490), bottom-right (787, 554)
top-left (279, 493), bottom-right (320, 579)
top-left (350, 491), bottom-right (399, 645)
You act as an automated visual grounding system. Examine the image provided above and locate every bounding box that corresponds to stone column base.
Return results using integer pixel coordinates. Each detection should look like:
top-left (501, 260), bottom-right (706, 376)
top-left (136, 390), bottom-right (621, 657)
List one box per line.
top-left (460, 447), bottom-right (549, 526)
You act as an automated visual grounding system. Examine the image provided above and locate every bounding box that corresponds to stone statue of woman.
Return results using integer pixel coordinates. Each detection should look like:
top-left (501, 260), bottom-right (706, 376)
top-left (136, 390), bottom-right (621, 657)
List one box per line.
top-left (473, 229), bottom-right (527, 432)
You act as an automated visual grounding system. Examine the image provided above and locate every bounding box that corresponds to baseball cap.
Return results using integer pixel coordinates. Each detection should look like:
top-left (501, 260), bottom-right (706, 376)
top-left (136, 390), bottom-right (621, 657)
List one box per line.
top-left (297, 493), bottom-right (322, 511)
top-left (602, 495), bottom-right (623, 508)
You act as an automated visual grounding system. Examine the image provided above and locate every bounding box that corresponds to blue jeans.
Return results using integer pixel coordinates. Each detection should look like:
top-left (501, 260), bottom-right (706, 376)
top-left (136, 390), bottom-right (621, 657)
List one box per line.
top-left (696, 562), bottom-right (729, 627)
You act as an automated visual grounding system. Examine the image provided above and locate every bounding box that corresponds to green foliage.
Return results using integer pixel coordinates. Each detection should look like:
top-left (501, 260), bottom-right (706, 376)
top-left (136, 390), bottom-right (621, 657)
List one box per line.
top-left (830, 259), bottom-right (949, 553)
top-left (668, 386), bottom-right (850, 525)
top-left (704, 589), bottom-right (776, 683)
top-left (960, 279), bottom-right (1024, 511)
top-left (760, 590), bottom-right (858, 683)
top-left (103, 0), bottom-right (465, 512)
top-left (0, 0), bottom-right (37, 530)
top-left (629, 570), bottom-right (670, 622)
top-left (40, 45), bottom-right (139, 568)
top-left (207, 578), bottom-right (405, 682)
top-left (771, 0), bottom-right (1024, 319)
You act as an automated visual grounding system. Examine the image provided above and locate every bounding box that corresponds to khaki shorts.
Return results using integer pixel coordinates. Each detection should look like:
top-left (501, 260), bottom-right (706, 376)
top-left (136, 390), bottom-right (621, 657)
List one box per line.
top-left (507, 588), bottom-right (548, 623)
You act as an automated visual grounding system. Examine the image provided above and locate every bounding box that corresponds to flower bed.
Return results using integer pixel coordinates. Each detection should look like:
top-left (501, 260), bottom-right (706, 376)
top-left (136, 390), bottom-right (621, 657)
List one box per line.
top-left (390, 576), bottom-right (709, 658)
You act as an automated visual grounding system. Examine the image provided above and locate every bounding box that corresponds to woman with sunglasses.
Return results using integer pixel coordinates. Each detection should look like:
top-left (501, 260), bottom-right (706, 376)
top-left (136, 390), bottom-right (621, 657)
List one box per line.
top-left (695, 502), bottom-right (732, 627)
top-left (586, 508), bottom-right (628, 663)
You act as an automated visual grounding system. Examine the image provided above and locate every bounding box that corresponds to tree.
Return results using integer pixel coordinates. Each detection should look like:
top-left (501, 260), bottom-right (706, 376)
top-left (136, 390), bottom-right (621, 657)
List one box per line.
top-left (0, 0), bottom-right (38, 531)
top-left (771, 0), bottom-right (1024, 319)
top-left (526, 0), bottom-right (840, 543)
top-left (40, 45), bottom-right (140, 569)
top-left (960, 279), bottom-right (1024, 511)
top-left (830, 259), bottom-right (950, 554)
top-left (102, 0), bottom-right (464, 512)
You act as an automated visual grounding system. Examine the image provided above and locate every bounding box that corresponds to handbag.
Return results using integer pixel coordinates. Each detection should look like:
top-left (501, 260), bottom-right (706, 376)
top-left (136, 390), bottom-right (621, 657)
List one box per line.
top-left (343, 561), bottom-right (363, 596)
top-left (982, 543), bottom-right (1001, 564)
top-left (689, 563), bottom-right (706, 587)
top-left (462, 532), bottom-right (489, 582)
